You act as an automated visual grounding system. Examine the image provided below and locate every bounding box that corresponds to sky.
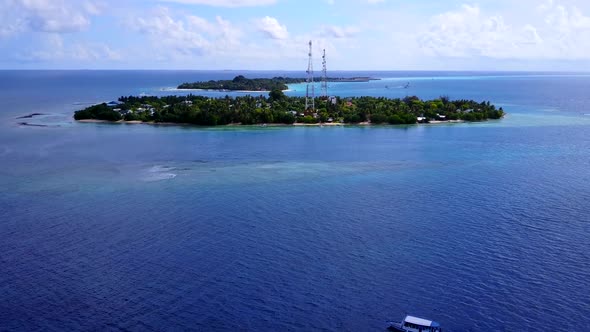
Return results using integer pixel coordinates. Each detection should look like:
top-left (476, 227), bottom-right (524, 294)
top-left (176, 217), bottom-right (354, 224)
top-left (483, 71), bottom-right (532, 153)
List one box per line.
top-left (2, 0), bottom-right (590, 71)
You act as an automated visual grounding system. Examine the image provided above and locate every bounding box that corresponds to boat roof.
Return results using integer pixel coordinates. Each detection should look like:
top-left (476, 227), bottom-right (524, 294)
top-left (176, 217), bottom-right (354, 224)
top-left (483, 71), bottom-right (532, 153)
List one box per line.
top-left (404, 315), bottom-right (440, 327)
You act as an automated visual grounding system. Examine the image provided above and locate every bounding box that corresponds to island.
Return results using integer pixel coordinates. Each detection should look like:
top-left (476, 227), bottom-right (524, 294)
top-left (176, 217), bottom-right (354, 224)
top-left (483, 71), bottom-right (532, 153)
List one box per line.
top-left (177, 75), bottom-right (379, 91)
top-left (74, 89), bottom-right (505, 126)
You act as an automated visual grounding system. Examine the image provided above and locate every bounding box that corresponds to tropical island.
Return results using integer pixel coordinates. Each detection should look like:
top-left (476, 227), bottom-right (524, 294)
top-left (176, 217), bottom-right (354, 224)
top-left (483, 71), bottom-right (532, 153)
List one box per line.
top-left (177, 75), bottom-right (379, 91)
top-left (74, 88), bottom-right (504, 126)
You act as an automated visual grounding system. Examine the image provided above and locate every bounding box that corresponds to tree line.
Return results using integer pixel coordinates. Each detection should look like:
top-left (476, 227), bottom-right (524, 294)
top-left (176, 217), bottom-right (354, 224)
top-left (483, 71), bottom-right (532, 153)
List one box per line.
top-left (177, 75), bottom-right (306, 91)
top-left (74, 89), bottom-right (505, 126)
top-left (177, 75), bottom-right (376, 91)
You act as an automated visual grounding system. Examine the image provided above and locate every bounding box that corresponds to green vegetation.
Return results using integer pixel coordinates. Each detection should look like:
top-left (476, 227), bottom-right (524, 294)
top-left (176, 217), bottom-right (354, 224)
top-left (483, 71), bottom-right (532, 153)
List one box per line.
top-left (74, 90), bottom-right (505, 126)
top-left (178, 75), bottom-right (305, 91)
top-left (177, 75), bottom-right (378, 91)
top-left (73, 103), bottom-right (122, 121)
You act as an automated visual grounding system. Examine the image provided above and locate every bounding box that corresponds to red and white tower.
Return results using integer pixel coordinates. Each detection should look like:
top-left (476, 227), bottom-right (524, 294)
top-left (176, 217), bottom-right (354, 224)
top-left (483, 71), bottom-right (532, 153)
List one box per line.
top-left (321, 49), bottom-right (328, 99)
top-left (305, 40), bottom-right (315, 111)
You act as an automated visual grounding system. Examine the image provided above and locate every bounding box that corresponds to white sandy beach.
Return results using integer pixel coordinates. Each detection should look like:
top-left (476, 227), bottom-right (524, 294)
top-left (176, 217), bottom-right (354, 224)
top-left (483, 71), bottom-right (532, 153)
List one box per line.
top-left (76, 119), bottom-right (466, 127)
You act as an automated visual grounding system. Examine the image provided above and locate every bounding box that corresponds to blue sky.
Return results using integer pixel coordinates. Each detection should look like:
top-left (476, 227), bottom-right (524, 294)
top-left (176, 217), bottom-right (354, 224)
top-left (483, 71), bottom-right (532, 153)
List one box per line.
top-left (2, 0), bottom-right (590, 70)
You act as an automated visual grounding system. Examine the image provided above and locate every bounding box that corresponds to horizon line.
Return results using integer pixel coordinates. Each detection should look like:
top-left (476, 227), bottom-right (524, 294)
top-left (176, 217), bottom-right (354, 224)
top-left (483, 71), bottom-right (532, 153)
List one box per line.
top-left (1, 68), bottom-right (590, 74)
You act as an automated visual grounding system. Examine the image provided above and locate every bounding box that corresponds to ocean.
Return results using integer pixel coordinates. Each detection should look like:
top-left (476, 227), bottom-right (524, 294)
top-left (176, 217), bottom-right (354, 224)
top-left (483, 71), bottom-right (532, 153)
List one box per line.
top-left (1, 70), bottom-right (589, 331)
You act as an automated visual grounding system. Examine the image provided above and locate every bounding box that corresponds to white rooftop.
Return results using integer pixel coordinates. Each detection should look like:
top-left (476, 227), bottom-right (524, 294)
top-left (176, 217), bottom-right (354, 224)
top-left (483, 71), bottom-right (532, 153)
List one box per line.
top-left (405, 315), bottom-right (435, 327)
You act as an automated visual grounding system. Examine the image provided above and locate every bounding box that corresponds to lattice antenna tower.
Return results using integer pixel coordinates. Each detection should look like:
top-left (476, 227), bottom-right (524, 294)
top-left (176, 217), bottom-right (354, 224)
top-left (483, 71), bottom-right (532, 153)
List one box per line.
top-left (305, 40), bottom-right (315, 111)
top-left (321, 49), bottom-right (328, 99)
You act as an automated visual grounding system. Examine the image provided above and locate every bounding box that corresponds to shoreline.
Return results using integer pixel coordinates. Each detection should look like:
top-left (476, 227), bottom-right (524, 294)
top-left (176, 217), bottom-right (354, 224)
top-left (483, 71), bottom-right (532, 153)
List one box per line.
top-left (76, 119), bottom-right (466, 127)
top-left (167, 88), bottom-right (293, 93)
top-left (174, 76), bottom-right (380, 92)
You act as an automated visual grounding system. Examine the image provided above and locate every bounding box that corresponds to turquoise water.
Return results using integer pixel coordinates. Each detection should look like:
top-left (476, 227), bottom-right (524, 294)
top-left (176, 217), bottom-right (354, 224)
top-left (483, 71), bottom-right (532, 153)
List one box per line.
top-left (1, 71), bottom-right (589, 331)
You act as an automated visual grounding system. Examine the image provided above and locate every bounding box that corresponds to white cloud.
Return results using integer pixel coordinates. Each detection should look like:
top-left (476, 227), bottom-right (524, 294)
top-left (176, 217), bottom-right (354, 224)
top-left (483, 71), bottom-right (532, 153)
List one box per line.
top-left (128, 7), bottom-right (243, 59)
top-left (20, 34), bottom-right (121, 62)
top-left (204, 16), bottom-right (243, 53)
top-left (0, 0), bottom-right (101, 34)
top-left (417, 2), bottom-right (590, 60)
top-left (6, 0), bottom-right (590, 70)
top-left (542, 1), bottom-right (590, 30)
top-left (321, 25), bottom-right (359, 39)
top-left (0, 19), bottom-right (24, 38)
top-left (256, 16), bottom-right (289, 40)
top-left (129, 7), bottom-right (210, 56)
top-left (158, 0), bottom-right (276, 7)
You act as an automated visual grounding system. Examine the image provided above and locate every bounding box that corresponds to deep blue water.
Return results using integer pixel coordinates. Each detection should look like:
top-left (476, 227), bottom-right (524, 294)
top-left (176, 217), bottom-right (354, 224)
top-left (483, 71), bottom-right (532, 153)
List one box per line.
top-left (1, 71), bottom-right (589, 331)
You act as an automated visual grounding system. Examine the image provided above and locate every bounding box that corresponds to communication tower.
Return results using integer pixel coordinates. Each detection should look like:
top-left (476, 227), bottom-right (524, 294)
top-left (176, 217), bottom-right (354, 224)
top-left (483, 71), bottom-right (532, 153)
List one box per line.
top-left (305, 40), bottom-right (315, 111)
top-left (321, 49), bottom-right (328, 99)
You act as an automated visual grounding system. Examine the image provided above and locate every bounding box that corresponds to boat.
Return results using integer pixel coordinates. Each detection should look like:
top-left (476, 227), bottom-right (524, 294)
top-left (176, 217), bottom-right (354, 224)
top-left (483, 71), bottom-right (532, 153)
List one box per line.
top-left (403, 82), bottom-right (410, 89)
top-left (387, 315), bottom-right (442, 332)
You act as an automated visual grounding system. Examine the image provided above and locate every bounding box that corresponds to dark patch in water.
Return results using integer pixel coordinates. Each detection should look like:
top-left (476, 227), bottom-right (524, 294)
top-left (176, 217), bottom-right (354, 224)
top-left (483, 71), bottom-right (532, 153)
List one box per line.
top-left (16, 113), bottom-right (45, 119)
top-left (18, 122), bottom-right (51, 127)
